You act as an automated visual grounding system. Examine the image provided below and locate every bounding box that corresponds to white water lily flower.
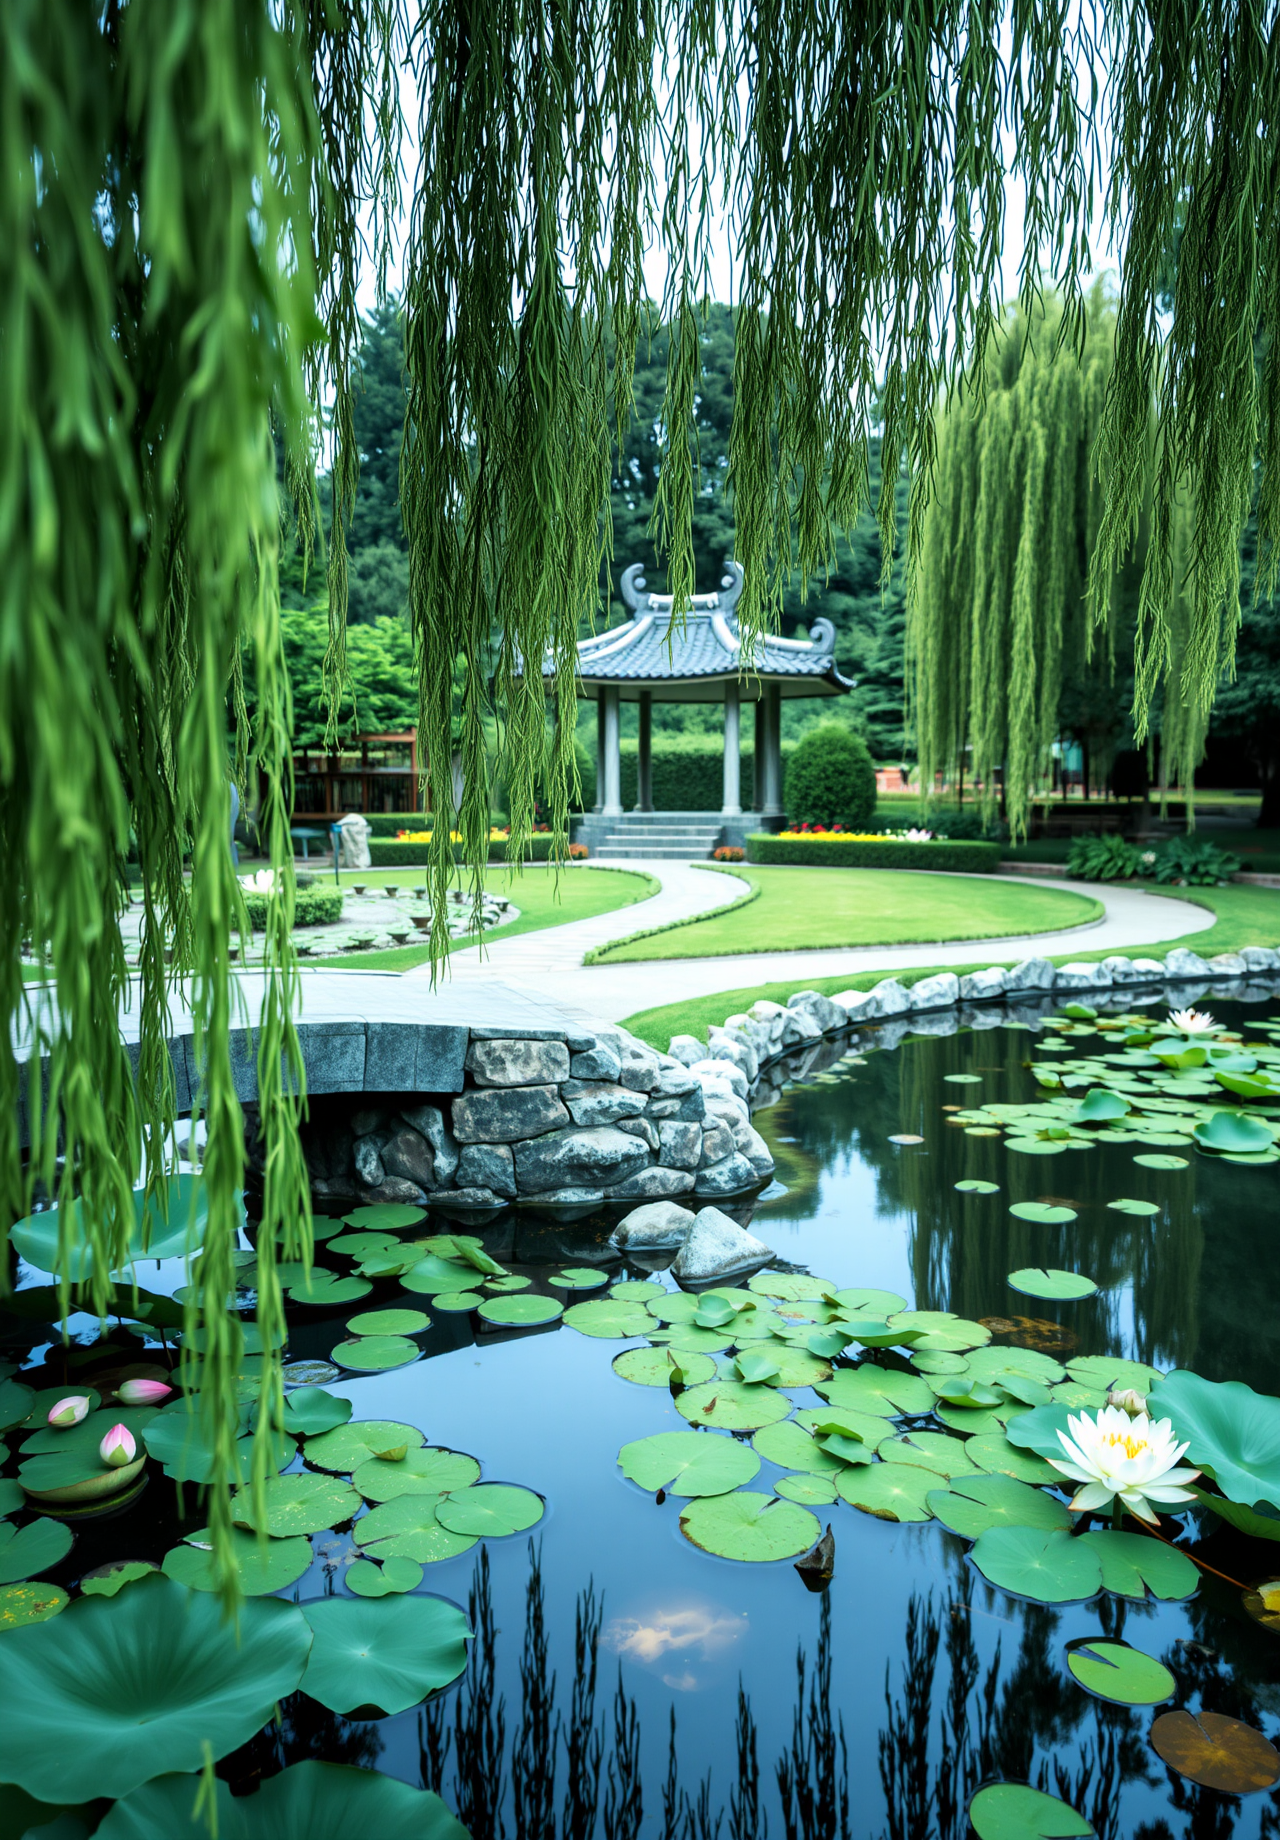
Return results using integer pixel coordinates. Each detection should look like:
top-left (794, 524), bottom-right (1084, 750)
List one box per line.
top-left (1106, 1387), bottom-right (1147, 1418)
top-left (1049, 1405), bottom-right (1200, 1524)
top-left (238, 869), bottom-right (276, 894)
top-left (1168, 1007), bottom-right (1216, 1035)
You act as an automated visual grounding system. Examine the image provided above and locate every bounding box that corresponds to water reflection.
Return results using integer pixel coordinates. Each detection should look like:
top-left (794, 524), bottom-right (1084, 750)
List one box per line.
top-left (601, 1602), bottom-right (748, 1677)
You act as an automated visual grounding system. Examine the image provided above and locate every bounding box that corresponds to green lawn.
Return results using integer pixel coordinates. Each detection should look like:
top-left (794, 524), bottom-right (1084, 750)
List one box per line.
top-left (592, 865), bottom-right (1101, 963)
top-left (620, 879), bottom-right (1280, 1051)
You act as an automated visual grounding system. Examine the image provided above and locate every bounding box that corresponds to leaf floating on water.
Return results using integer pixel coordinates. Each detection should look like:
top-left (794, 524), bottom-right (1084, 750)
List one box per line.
top-left (331, 1335), bottom-right (420, 1373)
top-left (435, 1484), bottom-right (544, 1538)
top-left (1149, 1710), bottom-right (1280, 1795)
top-left (80, 1560), bottom-right (159, 1598)
top-left (955, 1180), bottom-right (1000, 1194)
top-left (300, 1595), bottom-right (471, 1716)
top-left (1075, 1531), bottom-right (1199, 1601)
top-left (675, 1381), bottom-right (791, 1432)
top-left (1133, 1153), bottom-right (1189, 1170)
top-left (927, 1474), bottom-right (1069, 1539)
top-left (611, 1347), bottom-right (715, 1389)
top-left (1065, 1639), bottom-right (1175, 1706)
top-left (836, 1462), bottom-right (935, 1522)
top-left (943, 1074), bottom-right (985, 1084)
top-left (970, 1526), bottom-right (1102, 1604)
top-left (618, 1431), bottom-right (759, 1498)
top-left (562, 1299), bottom-right (654, 1339)
top-left (163, 1527), bottom-right (314, 1596)
top-left (887, 1133), bottom-right (925, 1145)
top-left (353, 1446), bottom-right (481, 1503)
top-left (430, 1291), bottom-right (486, 1313)
top-left (343, 1203), bottom-right (427, 1231)
top-left (547, 1268), bottom-right (610, 1291)
top-left (1106, 1197), bottom-right (1160, 1216)
top-left (475, 1295), bottom-right (564, 1328)
top-left (344, 1309), bottom-right (430, 1337)
top-left (0, 1582), bottom-right (68, 1632)
top-left (968, 1780), bottom-right (1095, 1838)
top-left (734, 1349), bottom-right (782, 1386)
top-left (346, 1556), bottom-right (425, 1598)
top-left (1007, 1269), bottom-right (1098, 1302)
top-left (777, 1473), bottom-right (840, 1506)
top-left (304, 1420), bottom-right (425, 1474)
top-left (1194, 1112), bottom-right (1275, 1155)
top-left (0, 1519), bottom-right (73, 1586)
top-left (1009, 1202), bottom-right (1077, 1224)
top-left (678, 1490), bottom-right (821, 1562)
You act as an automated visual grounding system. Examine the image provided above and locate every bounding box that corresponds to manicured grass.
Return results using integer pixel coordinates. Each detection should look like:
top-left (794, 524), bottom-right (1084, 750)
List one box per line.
top-left (620, 879), bottom-right (1280, 1051)
top-left (591, 865), bottom-right (1101, 963)
top-left (319, 865), bottom-right (656, 971)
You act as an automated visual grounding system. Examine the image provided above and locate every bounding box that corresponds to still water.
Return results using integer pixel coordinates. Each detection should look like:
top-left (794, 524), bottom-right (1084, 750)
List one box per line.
top-left (21, 993), bottom-right (1280, 1838)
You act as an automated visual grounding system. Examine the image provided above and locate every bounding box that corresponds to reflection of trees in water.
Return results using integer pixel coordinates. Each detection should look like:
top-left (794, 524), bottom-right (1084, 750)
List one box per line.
top-left (222, 1689), bottom-right (384, 1788)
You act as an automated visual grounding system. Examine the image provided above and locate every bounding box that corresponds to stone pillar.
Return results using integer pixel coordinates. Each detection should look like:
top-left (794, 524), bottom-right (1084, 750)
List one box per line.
top-left (636, 690), bottom-right (653, 812)
top-left (763, 681), bottom-right (783, 818)
top-left (753, 695), bottom-right (765, 812)
top-left (722, 680), bottom-right (741, 816)
top-left (602, 684), bottom-right (623, 816)
top-left (594, 696), bottom-right (605, 813)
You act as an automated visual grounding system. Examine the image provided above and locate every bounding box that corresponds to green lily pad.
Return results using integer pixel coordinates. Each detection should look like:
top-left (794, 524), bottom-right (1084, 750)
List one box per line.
top-left (678, 1490), bottom-right (820, 1561)
top-left (300, 1595), bottom-right (471, 1716)
top-left (1148, 1370), bottom-right (1280, 1511)
top-left (1065, 1638), bottom-right (1175, 1706)
top-left (304, 1420), bottom-right (424, 1473)
top-left (1193, 1490), bottom-right (1280, 1541)
top-left (675, 1381), bottom-right (792, 1432)
top-left (484, 1274), bottom-right (532, 1293)
top-left (328, 1232), bottom-right (400, 1259)
top-left (775, 1473), bottom-right (839, 1506)
top-left (1004, 1403), bottom-right (1076, 1461)
top-left (548, 1268), bottom-right (610, 1291)
top-left (766, 1346), bottom-right (833, 1388)
top-left (141, 1399), bottom-right (252, 1485)
top-left (1106, 1197), bottom-right (1160, 1216)
top-left (94, 1760), bottom-right (470, 1840)
top-left (0, 1582), bottom-right (68, 1632)
top-left (354, 1497), bottom-right (478, 1564)
top-left (832, 1287), bottom-right (908, 1315)
top-left (430, 1292), bottom-right (485, 1312)
top-left (1066, 1355), bottom-right (1160, 1394)
top-left (1004, 1139), bottom-right (1067, 1156)
top-left (926, 1473), bottom-right (1071, 1539)
top-left (230, 1471), bottom-right (360, 1535)
top-left (747, 1273), bottom-right (835, 1302)
top-left (344, 1203), bottom-right (426, 1230)
top-left (1070, 1089), bottom-right (1128, 1122)
top-left (281, 1387), bottom-right (353, 1438)
top-left (162, 1528), bottom-right (313, 1595)
top-left (435, 1484), bottom-right (544, 1538)
top-left (346, 1557), bottom-right (424, 1597)
top-left (887, 1310), bottom-right (991, 1352)
top-left (879, 1432), bottom-right (979, 1479)
top-left (817, 1367), bottom-right (933, 1417)
top-left (0, 1576), bottom-right (310, 1801)
top-left (1194, 1112), bottom-right (1274, 1154)
top-left (752, 1420), bottom-right (846, 1475)
top-left (288, 1272), bottom-right (373, 1307)
top-left (735, 1348), bottom-right (782, 1385)
top-left (818, 1432), bottom-right (879, 1466)
top-left (331, 1336), bottom-right (420, 1372)
top-left (1075, 1530), bottom-right (1199, 1600)
top-left (563, 1299), bottom-right (654, 1339)
top-left (399, 1257), bottom-right (479, 1295)
top-left (1007, 1269), bottom-right (1098, 1301)
top-left (911, 1350), bottom-right (970, 1375)
top-left (22, 1402), bottom-right (158, 1459)
top-left (345, 1309), bottom-right (431, 1336)
top-left (955, 1180), bottom-right (1000, 1194)
top-left (1009, 1203), bottom-right (1077, 1224)
top-left (645, 1293), bottom-right (702, 1323)
top-left (936, 1405), bottom-right (1013, 1435)
top-left (0, 1518), bottom-right (72, 1585)
top-left (652, 1326), bottom-right (735, 1355)
top-left (929, 1377), bottom-right (1008, 1409)
top-left (10, 1175), bottom-right (217, 1280)
top-left (944, 1073), bottom-right (985, 1084)
top-left (963, 1434), bottom-right (1061, 1486)
top-left (968, 1781), bottom-right (1094, 1838)
top-left (794, 1406), bottom-right (893, 1450)
top-left (610, 1280), bottom-right (666, 1302)
top-left (80, 1561), bottom-right (158, 1598)
top-left (476, 1295), bottom-right (564, 1328)
top-left (618, 1431), bottom-right (760, 1497)
top-left (0, 1379), bottom-right (35, 1432)
top-left (836, 1462), bottom-right (934, 1522)
top-left (354, 1446), bottom-right (481, 1503)
top-left (970, 1526), bottom-right (1102, 1603)
top-left (610, 1347), bottom-right (716, 1388)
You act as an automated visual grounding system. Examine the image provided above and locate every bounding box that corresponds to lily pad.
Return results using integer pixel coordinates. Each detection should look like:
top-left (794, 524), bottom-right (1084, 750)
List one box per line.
top-left (1075, 1530), bottom-right (1199, 1600)
top-left (836, 1462), bottom-right (934, 1522)
top-left (675, 1381), bottom-right (792, 1432)
top-left (563, 1299), bottom-right (654, 1339)
top-left (10, 1175), bottom-right (216, 1279)
top-left (968, 1782), bottom-right (1094, 1838)
top-left (331, 1336), bottom-right (420, 1372)
top-left (1133, 1153), bottom-right (1188, 1170)
top-left (775, 1473), bottom-right (839, 1506)
top-left (963, 1434), bottom-right (1061, 1486)
top-left (817, 1367), bottom-right (933, 1417)
top-left (345, 1309), bottom-right (431, 1336)
top-left (1194, 1112), bottom-right (1274, 1155)
top-left (80, 1561), bottom-right (158, 1598)
top-left (304, 1420), bottom-right (424, 1473)
top-left (230, 1472), bottom-right (360, 1536)
top-left (162, 1528), bottom-right (313, 1596)
top-left (955, 1181), bottom-right (1000, 1194)
top-left (0, 1518), bottom-right (73, 1585)
top-left (281, 1387), bottom-right (353, 1439)
top-left (300, 1595), bottom-right (471, 1716)
top-left (1070, 1089), bottom-right (1128, 1122)
top-left (0, 1582), bottom-right (68, 1632)
top-left (752, 1421), bottom-right (846, 1475)
top-left (93, 1760), bottom-right (469, 1840)
top-left (344, 1203), bottom-right (426, 1230)
top-left (645, 1292), bottom-right (702, 1323)
top-left (1004, 1403), bottom-right (1076, 1461)
top-left (476, 1295), bottom-right (564, 1328)
top-left (288, 1272), bottom-right (373, 1307)
top-left (1007, 1269), bottom-right (1098, 1302)
top-left (1147, 1370), bottom-right (1280, 1511)
top-left (1004, 1139), bottom-right (1067, 1156)
top-left (880, 1432), bottom-right (978, 1478)
top-left (1066, 1356), bottom-right (1160, 1394)
top-left (747, 1273), bottom-right (835, 1302)
top-left (610, 1280), bottom-right (666, 1302)
top-left (0, 1576), bottom-right (310, 1801)
top-left (1009, 1203), bottom-right (1077, 1225)
top-left (1149, 1710), bottom-right (1280, 1794)
top-left (618, 1432), bottom-right (760, 1497)
top-left (430, 1291), bottom-right (485, 1313)
top-left (832, 1287), bottom-right (908, 1315)
top-left (927, 1473), bottom-right (1071, 1539)
top-left (678, 1491), bottom-right (820, 1561)
top-left (1106, 1197), bottom-right (1160, 1216)
top-left (548, 1268), bottom-right (610, 1290)
top-left (353, 1447), bottom-right (481, 1503)
top-left (735, 1348), bottom-right (783, 1385)
top-left (944, 1073), bottom-right (985, 1084)
top-left (0, 1379), bottom-right (35, 1433)
top-left (354, 1497), bottom-right (478, 1564)
top-left (653, 1326), bottom-right (735, 1355)
top-left (484, 1274), bottom-right (532, 1293)
top-left (794, 1406), bottom-right (893, 1450)
top-left (610, 1347), bottom-right (716, 1388)
top-left (435, 1484), bottom-right (544, 1538)
top-left (970, 1525), bottom-right (1102, 1603)
top-left (347, 1557), bottom-right (424, 1597)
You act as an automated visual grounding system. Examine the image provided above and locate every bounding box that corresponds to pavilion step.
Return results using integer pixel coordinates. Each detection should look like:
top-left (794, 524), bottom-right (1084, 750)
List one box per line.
top-left (591, 845), bottom-right (718, 859)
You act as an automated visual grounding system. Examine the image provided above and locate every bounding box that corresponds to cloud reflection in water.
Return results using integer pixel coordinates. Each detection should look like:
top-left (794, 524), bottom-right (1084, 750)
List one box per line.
top-left (601, 1601), bottom-right (748, 1689)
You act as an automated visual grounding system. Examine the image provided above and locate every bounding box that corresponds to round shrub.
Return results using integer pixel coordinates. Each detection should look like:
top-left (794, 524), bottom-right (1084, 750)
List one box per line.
top-left (784, 725), bottom-right (876, 830)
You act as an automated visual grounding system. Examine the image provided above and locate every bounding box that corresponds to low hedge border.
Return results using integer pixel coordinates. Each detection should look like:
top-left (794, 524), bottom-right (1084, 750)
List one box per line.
top-left (583, 864), bottom-right (756, 965)
top-left (746, 835), bottom-right (1002, 873)
top-left (369, 836), bottom-right (561, 867)
top-left (242, 886), bottom-right (344, 929)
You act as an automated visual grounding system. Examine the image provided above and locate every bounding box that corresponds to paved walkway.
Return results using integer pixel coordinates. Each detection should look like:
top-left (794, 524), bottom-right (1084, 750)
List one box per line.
top-left (423, 861), bottom-right (1216, 1024)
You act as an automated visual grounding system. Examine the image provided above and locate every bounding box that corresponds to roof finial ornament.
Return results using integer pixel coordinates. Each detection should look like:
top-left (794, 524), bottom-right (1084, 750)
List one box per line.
top-left (619, 563), bottom-right (648, 616)
top-left (807, 617), bottom-right (836, 659)
top-left (718, 560), bottom-right (745, 614)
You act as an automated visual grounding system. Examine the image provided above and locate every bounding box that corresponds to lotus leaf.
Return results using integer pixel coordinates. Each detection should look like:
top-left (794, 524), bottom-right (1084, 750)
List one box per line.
top-left (1074, 1529), bottom-right (1199, 1600)
top-left (675, 1380), bottom-right (792, 1431)
top-left (162, 1528), bottom-right (313, 1595)
top-left (970, 1526), bottom-right (1101, 1603)
top-left (807, 1329), bottom-right (857, 1358)
top-left (1009, 1203), bottom-right (1077, 1224)
top-left (328, 1232), bottom-right (399, 1258)
top-left (693, 1295), bottom-right (737, 1327)
top-left (836, 1462), bottom-right (934, 1521)
top-left (611, 1347), bottom-right (716, 1388)
top-left (927, 1473), bottom-right (1071, 1539)
top-left (432, 1291), bottom-right (486, 1312)
top-left (0, 1518), bottom-right (72, 1584)
top-left (880, 1432), bottom-right (979, 1479)
top-left (963, 1434), bottom-right (1060, 1486)
top-left (1004, 1403), bottom-right (1076, 1461)
top-left (678, 1490), bottom-right (820, 1561)
top-left (735, 1348), bottom-right (782, 1385)
top-left (944, 1073), bottom-right (985, 1084)
top-left (912, 1350), bottom-right (969, 1374)
top-left (832, 1286), bottom-right (909, 1316)
top-left (1069, 1090), bottom-right (1129, 1123)
top-left (563, 1299), bottom-right (654, 1339)
top-left (0, 1576), bottom-right (310, 1801)
top-left (300, 1594), bottom-right (471, 1716)
top-left (344, 1203), bottom-right (426, 1229)
top-left (775, 1473), bottom-right (838, 1505)
top-left (347, 1557), bottom-right (424, 1597)
top-left (485, 1274), bottom-right (533, 1292)
top-left (1106, 1197), bottom-right (1160, 1216)
top-left (619, 1431), bottom-right (760, 1497)
top-left (311, 1216), bottom-right (342, 1239)
top-left (929, 1377), bottom-right (1007, 1409)
top-left (10, 1175), bottom-right (216, 1279)
top-left (765, 1346), bottom-right (833, 1388)
top-left (304, 1419), bottom-right (424, 1474)
top-left (332, 1335), bottom-right (420, 1372)
top-left (1147, 1370), bottom-right (1280, 1510)
top-left (435, 1484), bottom-right (543, 1538)
top-left (747, 1273), bottom-right (835, 1302)
top-left (476, 1295), bottom-right (564, 1328)
top-left (817, 1367), bottom-right (933, 1417)
top-left (1194, 1490), bottom-right (1280, 1541)
top-left (288, 1273), bottom-right (372, 1306)
top-left (230, 1471), bottom-right (360, 1535)
top-left (653, 1326), bottom-right (735, 1355)
top-left (1066, 1355), bottom-right (1161, 1394)
top-left (80, 1561), bottom-right (158, 1598)
top-left (281, 1387), bottom-right (353, 1438)
top-left (1149, 1711), bottom-right (1280, 1794)
top-left (887, 1310), bottom-right (991, 1352)
top-left (968, 1781), bottom-right (1094, 1838)
top-left (0, 1478), bottom-right (27, 1518)
top-left (611, 1280), bottom-right (665, 1301)
top-left (345, 1308), bottom-right (431, 1336)
top-left (1004, 1139), bottom-right (1066, 1156)
top-left (816, 1432), bottom-right (875, 1466)
top-left (94, 1762), bottom-right (469, 1840)
top-left (548, 1268), bottom-right (609, 1290)
top-left (354, 1496), bottom-right (478, 1563)
top-left (752, 1421), bottom-right (846, 1474)
top-left (838, 1318), bottom-right (921, 1350)
top-left (1008, 1269), bottom-right (1098, 1301)
top-left (645, 1293), bottom-right (702, 1323)
top-left (400, 1256), bottom-right (479, 1295)
top-left (1194, 1112), bottom-right (1274, 1154)
top-left (0, 1379), bottom-right (34, 1431)
top-left (794, 1406), bottom-right (893, 1449)
top-left (354, 1446), bottom-right (481, 1502)
top-left (0, 1583), bottom-right (68, 1631)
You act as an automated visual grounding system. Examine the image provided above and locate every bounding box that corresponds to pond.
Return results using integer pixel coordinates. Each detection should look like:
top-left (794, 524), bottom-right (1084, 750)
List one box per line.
top-left (7, 990), bottom-right (1280, 1838)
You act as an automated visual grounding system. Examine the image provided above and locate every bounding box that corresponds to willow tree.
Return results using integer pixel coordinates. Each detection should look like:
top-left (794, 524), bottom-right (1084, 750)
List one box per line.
top-left (6, 1), bottom-right (1280, 1595)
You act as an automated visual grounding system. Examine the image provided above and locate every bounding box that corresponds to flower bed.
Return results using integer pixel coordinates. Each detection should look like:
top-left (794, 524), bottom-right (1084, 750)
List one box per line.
top-left (747, 833), bottom-right (1001, 873)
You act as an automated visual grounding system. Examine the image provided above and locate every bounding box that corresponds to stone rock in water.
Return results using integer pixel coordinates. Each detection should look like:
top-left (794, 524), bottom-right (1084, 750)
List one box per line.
top-left (514, 1125), bottom-right (650, 1194)
top-left (456, 1142), bottom-right (517, 1199)
top-left (451, 1085), bottom-right (570, 1145)
top-left (380, 1125), bottom-right (435, 1190)
top-left (1053, 961), bottom-right (1112, 990)
top-left (1242, 946), bottom-right (1280, 971)
top-left (787, 990), bottom-right (846, 1033)
top-left (867, 979), bottom-right (912, 1017)
top-left (694, 1153), bottom-right (761, 1198)
top-left (353, 1135), bottom-right (386, 1187)
top-left (560, 1081), bottom-right (648, 1128)
top-left (610, 1201), bottom-right (697, 1249)
top-left (780, 1008), bottom-right (823, 1048)
top-left (465, 1038), bottom-right (570, 1087)
top-left (1004, 956), bottom-right (1056, 993)
top-left (607, 1166), bottom-right (697, 1199)
top-left (398, 1103), bottom-right (459, 1188)
top-left (958, 967), bottom-right (1006, 1002)
top-left (909, 973), bottom-right (961, 1011)
top-left (670, 1207), bottom-right (773, 1280)
top-left (1164, 947), bottom-right (1213, 980)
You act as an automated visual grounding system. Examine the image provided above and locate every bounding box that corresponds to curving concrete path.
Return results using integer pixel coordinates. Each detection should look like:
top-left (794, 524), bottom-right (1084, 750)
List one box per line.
top-left (425, 861), bottom-right (1218, 1024)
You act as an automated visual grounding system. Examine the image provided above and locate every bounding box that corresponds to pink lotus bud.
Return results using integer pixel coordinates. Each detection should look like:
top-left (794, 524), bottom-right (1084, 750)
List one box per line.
top-left (47, 1395), bottom-right (90, 1428)
top-left (116, 1379), bottom-right (173, 1407)
top-left (99, 1423), bottom-right (137, 1469)
top-left (1107, 1387), bottom-right (1147, 1418)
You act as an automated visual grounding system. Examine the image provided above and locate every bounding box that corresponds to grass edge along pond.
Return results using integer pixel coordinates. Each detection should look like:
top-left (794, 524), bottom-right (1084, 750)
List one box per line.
top-left (591, 864), bottom-right (1102, 964)
top-left (621, 880), bottom-right (1280, 1051)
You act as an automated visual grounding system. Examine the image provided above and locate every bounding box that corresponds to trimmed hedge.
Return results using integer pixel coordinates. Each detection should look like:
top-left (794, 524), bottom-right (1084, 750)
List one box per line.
top-left (243, 886), bottom-right (344, 929)
top-left (577, 737), bottom-right (796, 811)
top-left (746, 835), bottom-right (1001, 873)
top-left (784, 724), bottom-right (876, 829)
top-left (369, 835), bottom-right (560, 867)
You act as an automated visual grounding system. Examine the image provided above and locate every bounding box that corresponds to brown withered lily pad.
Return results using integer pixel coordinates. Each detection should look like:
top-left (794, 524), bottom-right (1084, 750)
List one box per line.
top-left (1150, 1710), bottom-right (1280, 1794)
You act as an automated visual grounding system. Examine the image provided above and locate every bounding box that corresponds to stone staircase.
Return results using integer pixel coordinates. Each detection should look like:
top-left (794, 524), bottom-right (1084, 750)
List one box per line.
top-left (574, 811), bottom-right (742, 859)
